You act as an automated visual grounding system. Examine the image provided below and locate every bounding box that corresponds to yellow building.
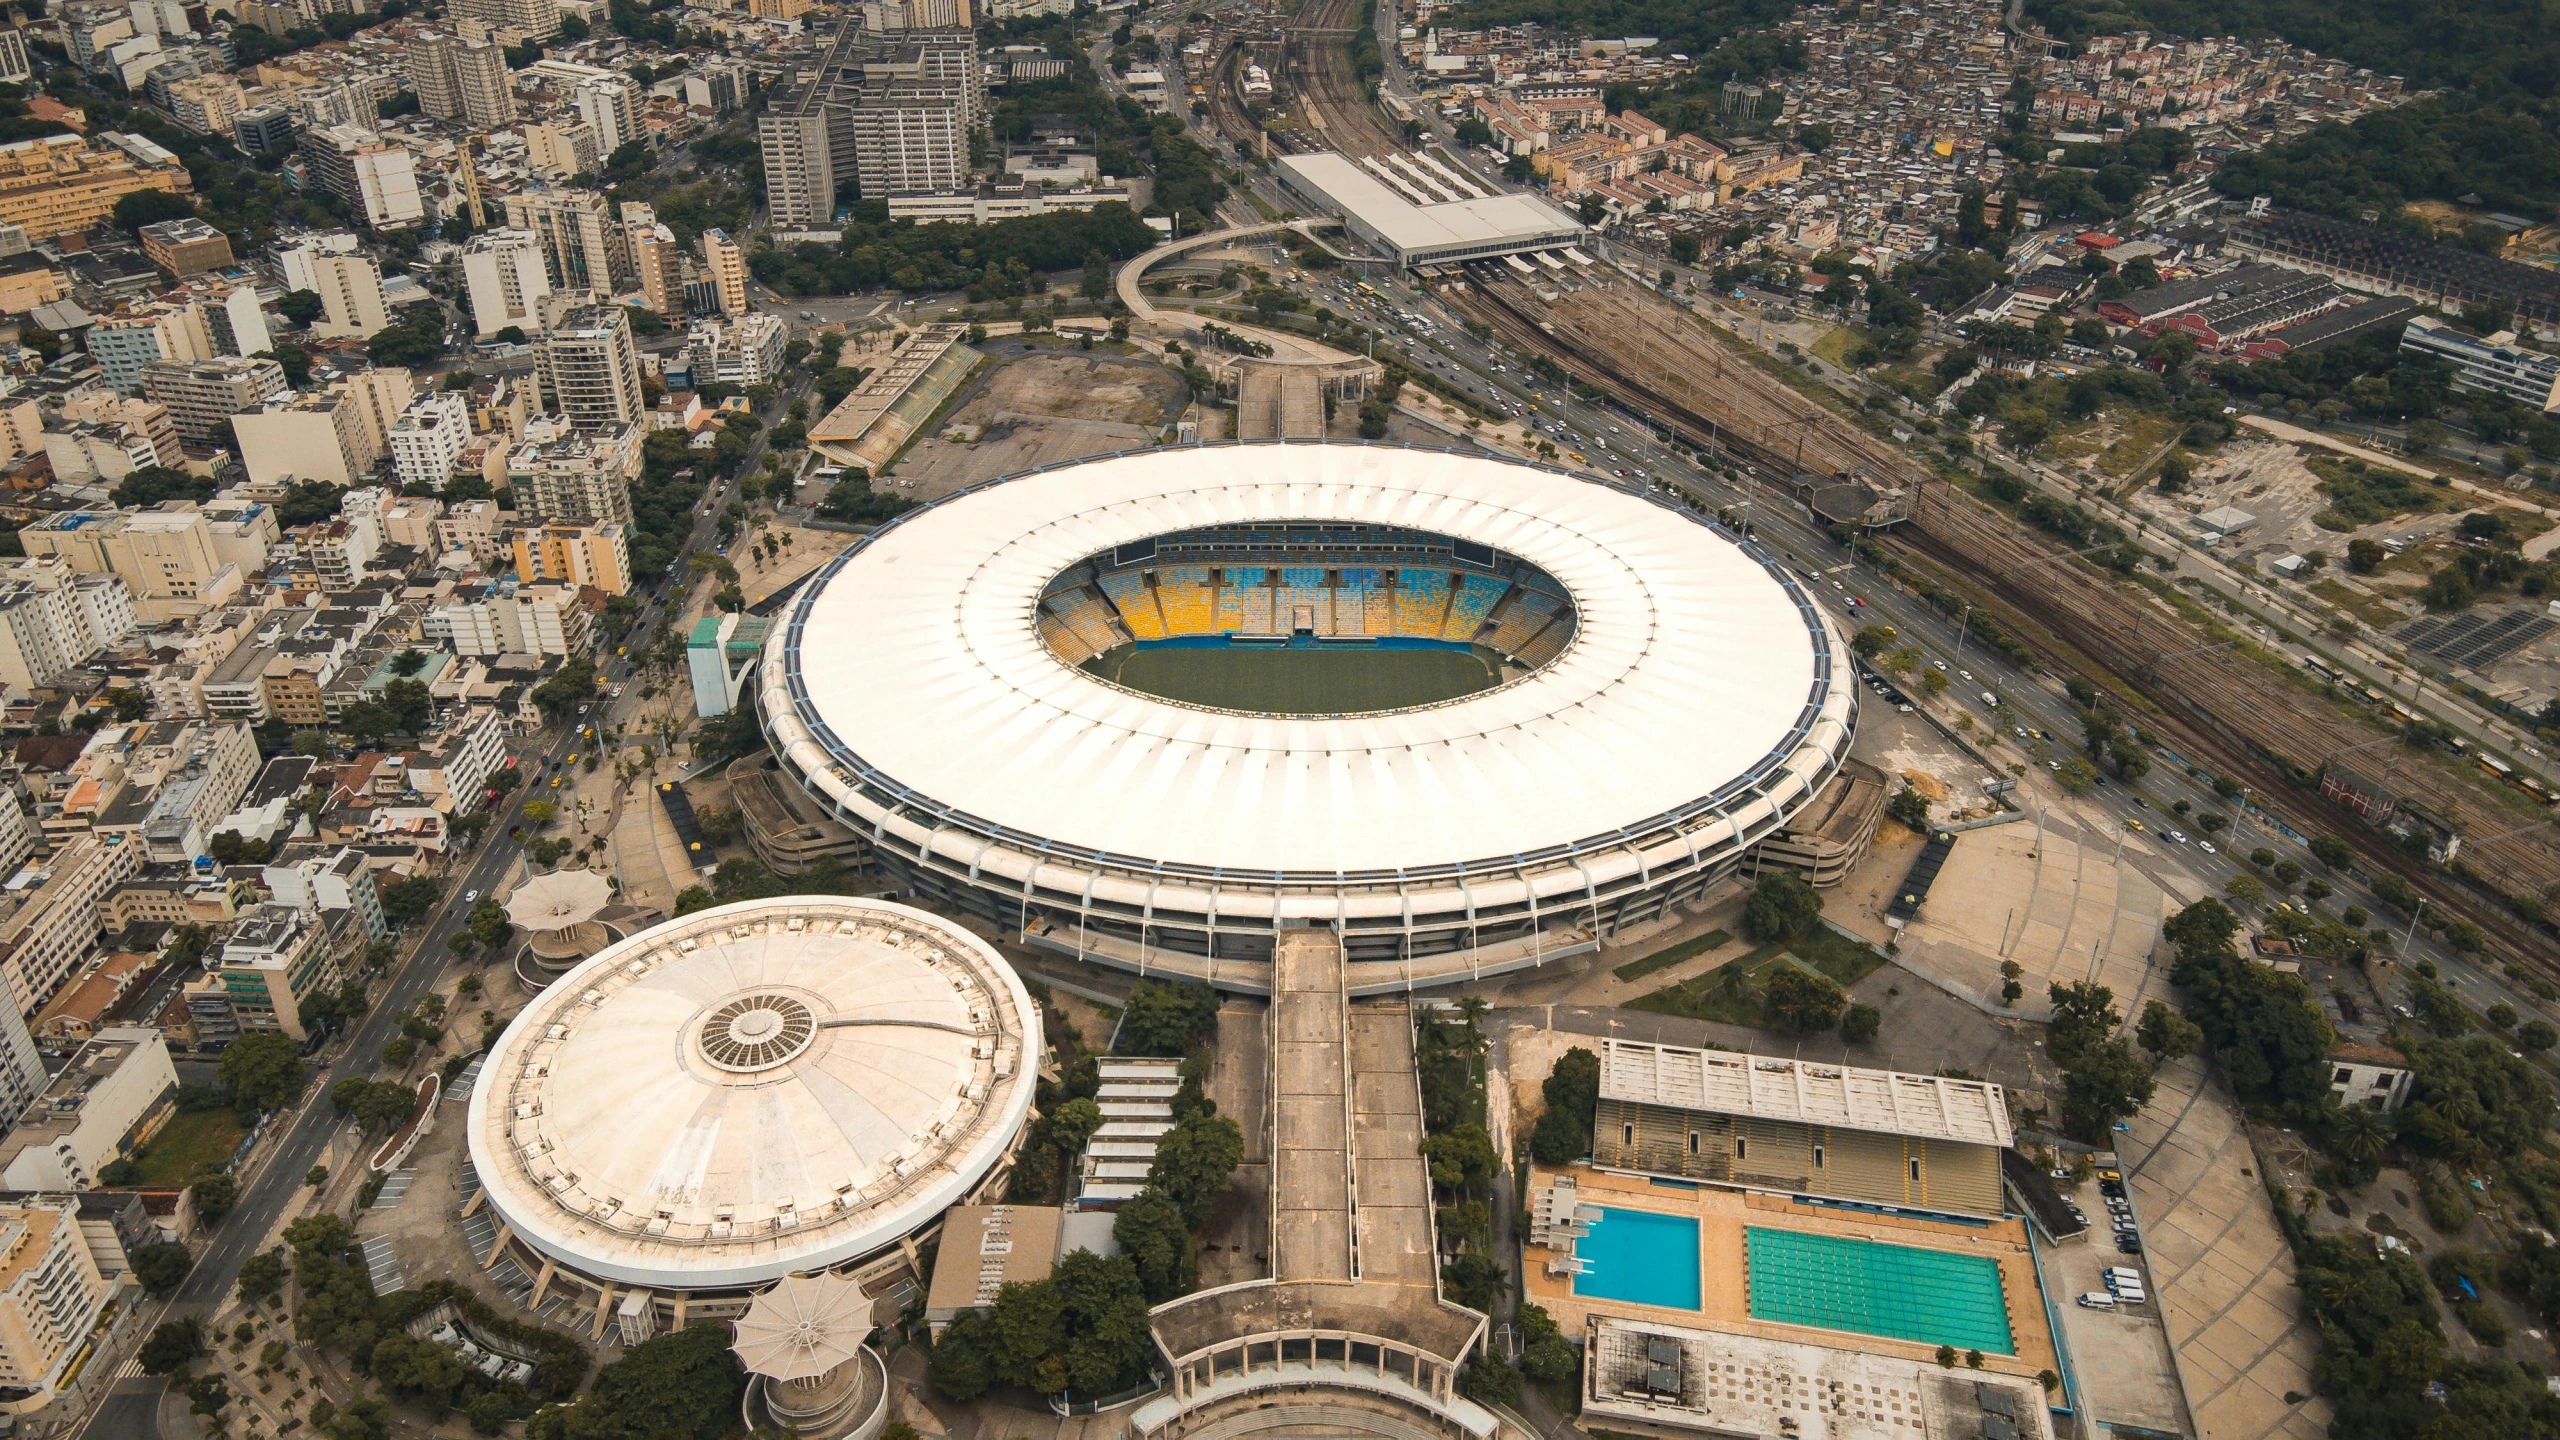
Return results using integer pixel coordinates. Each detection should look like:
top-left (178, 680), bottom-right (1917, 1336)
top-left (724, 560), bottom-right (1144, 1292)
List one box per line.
top-left (0, 135), bottom-right (192, 245)
top-left (0, 1200), bottom-right (109, 1403)
top-left (701, 227), bottom-right (748, 316)
top-left (749, 0), bottom-right (814, 17)
top-left (512, 520), bottom-right (631, 595)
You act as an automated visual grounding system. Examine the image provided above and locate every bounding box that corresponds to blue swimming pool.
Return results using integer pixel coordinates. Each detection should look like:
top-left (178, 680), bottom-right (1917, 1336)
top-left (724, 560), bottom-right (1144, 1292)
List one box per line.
top-left (1572, 1207), bottom-right (1702, 1310)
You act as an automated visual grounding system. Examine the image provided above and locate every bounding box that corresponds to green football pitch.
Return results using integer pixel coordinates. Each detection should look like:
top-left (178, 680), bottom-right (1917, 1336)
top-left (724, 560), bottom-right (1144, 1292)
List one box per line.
top-left (1087, 645), bottom-right (1499, 714)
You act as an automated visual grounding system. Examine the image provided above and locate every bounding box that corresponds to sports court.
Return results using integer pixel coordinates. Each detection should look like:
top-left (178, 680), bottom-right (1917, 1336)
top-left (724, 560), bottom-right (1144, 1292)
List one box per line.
top-left (1086, 640), bottom-right (1499, 714)
top-left (1745, 1227), bottom-right (2016, 1355)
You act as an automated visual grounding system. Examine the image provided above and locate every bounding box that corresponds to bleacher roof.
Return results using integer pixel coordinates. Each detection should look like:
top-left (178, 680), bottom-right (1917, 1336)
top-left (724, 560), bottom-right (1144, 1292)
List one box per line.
top-left (1598, 1038), bottom-right (2012, 1148)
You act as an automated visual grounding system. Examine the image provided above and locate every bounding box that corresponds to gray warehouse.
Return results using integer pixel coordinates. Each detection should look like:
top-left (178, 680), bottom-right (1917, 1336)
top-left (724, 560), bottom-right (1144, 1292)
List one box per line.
top-left (1275, 151), bottom-right (1585, 268)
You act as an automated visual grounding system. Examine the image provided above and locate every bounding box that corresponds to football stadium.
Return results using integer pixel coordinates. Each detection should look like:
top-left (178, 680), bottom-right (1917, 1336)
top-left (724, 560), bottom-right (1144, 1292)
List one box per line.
top-left (757, 443), bottom-right (1861, 990)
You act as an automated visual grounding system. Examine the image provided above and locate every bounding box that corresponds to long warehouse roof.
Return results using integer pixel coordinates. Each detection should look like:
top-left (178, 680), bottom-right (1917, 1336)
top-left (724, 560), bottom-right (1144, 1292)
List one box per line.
top-left (1277, 151), bottom-right (1584, 257)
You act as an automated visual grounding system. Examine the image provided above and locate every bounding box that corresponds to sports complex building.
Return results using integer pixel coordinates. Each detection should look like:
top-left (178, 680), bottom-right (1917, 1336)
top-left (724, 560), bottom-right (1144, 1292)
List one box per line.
top-left (756, 443), bottom-right (1868, 992)
top-left (463, 896), bottom-right (1041, 1336)
top-left (1532, 1041), bottom-right (2062, 1440)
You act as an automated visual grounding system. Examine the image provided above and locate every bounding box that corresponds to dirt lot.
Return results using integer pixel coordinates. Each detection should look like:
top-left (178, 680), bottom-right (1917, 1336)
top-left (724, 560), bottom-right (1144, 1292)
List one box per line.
top-left (888, 344), bottom-right (1188, 498)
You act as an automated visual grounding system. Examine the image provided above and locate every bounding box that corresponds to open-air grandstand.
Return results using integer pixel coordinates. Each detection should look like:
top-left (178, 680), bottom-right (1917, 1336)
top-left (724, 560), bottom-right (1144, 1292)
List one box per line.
top-left (1034, 539), bottom-right (1580, 664)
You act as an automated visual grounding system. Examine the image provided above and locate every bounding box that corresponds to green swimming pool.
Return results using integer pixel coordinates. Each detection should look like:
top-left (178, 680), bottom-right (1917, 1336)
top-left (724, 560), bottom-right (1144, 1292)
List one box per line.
top-left (1745, 1228), bottom-right (2015, 1355)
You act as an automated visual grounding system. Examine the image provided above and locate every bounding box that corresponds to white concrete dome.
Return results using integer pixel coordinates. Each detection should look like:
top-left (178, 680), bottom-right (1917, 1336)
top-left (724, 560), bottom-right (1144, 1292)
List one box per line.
top-left (465, 896), bottom-right (1040, 1291)
top-left (758, 442), bottom-right (1857, 975)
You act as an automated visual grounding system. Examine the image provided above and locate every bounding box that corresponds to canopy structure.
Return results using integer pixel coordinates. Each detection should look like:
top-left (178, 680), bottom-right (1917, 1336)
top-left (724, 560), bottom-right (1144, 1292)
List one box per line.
top-left (505, 869), bottom-right (613, 931)
top-left (506, 869), bottom-right (615, 968)
top-left (734, 1274), bottom-right (877, 1382)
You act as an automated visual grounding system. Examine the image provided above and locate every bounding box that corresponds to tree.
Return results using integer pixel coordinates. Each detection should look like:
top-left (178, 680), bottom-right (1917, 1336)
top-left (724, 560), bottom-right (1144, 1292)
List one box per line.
top-left (1764, 966), bottom-right (1846, 1032)
top-left (1111, 1188), bottom-right (1195, 1302)
top-left (1851, 623), bottom-right (1898, 657)
top-left (219, 1032), bottom-right (305, 1112)
top-left (1117, 978), bottom-right (1218, 1056)
top-left (2060, 1037), bottom-right (2155, 1138)
top-left (1530, 1047), bottom-right (1600, 1164)
top-left (927, 1309), bottom-right (999, 1401)
top-left (2346, 538), bottom-right (2386, 574)
top-left (1840, 1002), bottom-right (1881, 1044)
top-left (532, 658), bottom-right (600, 724)
top-left (139, 1317), bottom-right (205, 1376)
top-left (190, 1173), bottom-right (238, 1224)
top-left (2046, 981), bottom-right (2121, 1068)
top-left (534, 1324), bottom-right (741, 1440)
top-left (1147, 1110), bottom-right (1244, 1229)
top-left (2136, 1000), bottom-right (2201, 1063)
top-left (237, 1247), bottom-right (287, 1303)
top-left (366, 307), bottom-right (447, 368)
top-left (2309, 834), bottom-right (2354, 869)
top-left (1887, 785), bottom-right (1931, 830)
top-left (132, 1243), bottom-right (193, 1297)
top-left (380, 874), bottom-right (440, 924)
top-left (2521, 1020), bottom-right (2558, 1053)
top-left (115, 189), bottom-right (197, 238)
top-left (2224, 872), bottom-right (2267, 907)
top-left (1742, 870), bottom-right (1823, 943)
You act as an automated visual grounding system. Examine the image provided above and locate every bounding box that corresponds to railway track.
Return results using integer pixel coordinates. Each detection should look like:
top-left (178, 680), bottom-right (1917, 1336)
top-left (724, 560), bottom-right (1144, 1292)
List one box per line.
top-left (1443, 264), bottom-right (2560, 975)
top-left (1285, 0), bottom-right (1402, 161)
top-left (1204, 41), bottom-right (1261, 153)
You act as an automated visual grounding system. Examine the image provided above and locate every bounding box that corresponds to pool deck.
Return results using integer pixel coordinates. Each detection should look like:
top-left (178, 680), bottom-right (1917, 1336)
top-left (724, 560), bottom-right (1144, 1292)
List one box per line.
top-left (1525, 1164), bottom-right (2061, 1387)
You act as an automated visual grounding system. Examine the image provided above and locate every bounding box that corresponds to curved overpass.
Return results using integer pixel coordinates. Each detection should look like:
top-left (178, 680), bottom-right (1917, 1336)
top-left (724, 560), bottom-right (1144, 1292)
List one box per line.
top-left (1116, 220), bottom-right (1344, 325)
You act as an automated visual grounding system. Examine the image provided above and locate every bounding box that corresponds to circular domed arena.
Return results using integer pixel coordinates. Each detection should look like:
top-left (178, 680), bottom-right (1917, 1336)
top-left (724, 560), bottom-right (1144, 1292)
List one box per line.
top-left (463, 896), bottom-right (1040, 1333)
top-left (756, 442), bottom-right (1860, 992)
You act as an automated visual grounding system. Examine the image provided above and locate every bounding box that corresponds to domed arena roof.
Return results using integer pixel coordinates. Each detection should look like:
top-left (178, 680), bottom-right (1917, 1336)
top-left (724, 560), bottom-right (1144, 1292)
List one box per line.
top-left (464, 897), bottom-right (1041, 1291)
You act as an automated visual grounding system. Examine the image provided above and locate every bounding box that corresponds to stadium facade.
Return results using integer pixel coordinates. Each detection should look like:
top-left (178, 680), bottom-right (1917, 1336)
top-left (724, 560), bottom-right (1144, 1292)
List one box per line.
top-left (758, 443), bottom-right (1860, 991)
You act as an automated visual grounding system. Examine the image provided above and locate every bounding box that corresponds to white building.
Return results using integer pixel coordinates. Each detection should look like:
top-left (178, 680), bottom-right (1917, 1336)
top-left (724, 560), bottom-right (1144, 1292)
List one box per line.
top-left (0, 1028), bottom-right (178, 1191)
top-left (303, 251), bottom-right (391, 340)
top-left (431, 583), bottom-right (591, 658)
top-left (404, 704), bottom-right (507, 809)
top-left (0, 835), bottom-right (146, 1019)
top-left (0, 561), bottom-right (136, 693)
top-left (387, 392), bottom-right (473, 489)
top-left (685, 313), bottom-right (788, 387)
top-left (461, 229), bottom-right (554, 338)
top-left (0, 1198), bottom-right (113, 1405)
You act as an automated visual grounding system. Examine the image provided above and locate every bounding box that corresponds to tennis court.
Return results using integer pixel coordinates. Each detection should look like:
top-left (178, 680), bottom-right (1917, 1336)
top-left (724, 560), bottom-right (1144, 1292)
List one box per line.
top-left (1087, 643), bottom-right (1498, 714)
top-left (1745, 1227), bottom-right (2015, 1355)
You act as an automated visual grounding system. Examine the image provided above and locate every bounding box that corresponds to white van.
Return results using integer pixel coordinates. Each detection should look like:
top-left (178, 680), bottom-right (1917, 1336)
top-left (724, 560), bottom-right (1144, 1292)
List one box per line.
top-left (2075, 1292), bottom-right (2116, 1310)
top-left (1981, 691), bottom-right (2001, 708)
top-left (2105, 1267), bottom-right (2142, 1284)
top-left (2112, 1286), bottom-right (2148, 1305)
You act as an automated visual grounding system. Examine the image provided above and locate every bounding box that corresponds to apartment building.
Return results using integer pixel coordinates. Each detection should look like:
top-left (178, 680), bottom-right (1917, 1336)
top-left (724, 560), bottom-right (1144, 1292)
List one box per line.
top-left (263, 848), bottom-right (390, 943)
top-left (536, 304), bottom-right (644, 432)
top-left (85, 302), bottom-right (217, 395)
top-left (513, 521), bottom-right (630, 594)
top-left (524, 119), bottom-right (599, 181)
top-left (0, 562), bottom-right (136, 692)
top-left (303, 126), bottom-right (425, 232)
top-left (136, 217), bottom-right (235, 276)
top-left (0, 1029), bottom-right (176, 1191)
top-left (187, 903), bottom-right (344, 1042)
top-left (450, 0), bottom-right (561, 40)
top-left (301, 249), bottom-right (391, 340)
top-left (686, 313), bottom-right (788, 388)
top-left (387, 391), bottom-right (472, 489)
top-left (629, 216), bottom-right (685, 321)
top-left (433, 581), bottom-right (594, 658)
top-left (403, 704), bottom-right (507, 809)
top-left (507, 414), bottom-right (640, 526)
top-left (502, 187), bottom-right (631, 294)
top-left (20, 506), bottom-right (237, 622)
top-left (0, 1199), bottom-right (112, 1403)
top-left (0, 834), bottom-right (146, 1019)
top-left (701, 227), bottom-right (748, 316)
top-left (232, 389), bottom-right (375, 486)
top-left (0, 135), bottom-right (190, 245)
top-left (851, 89), bottom-right (969, 196)
top-left (138, 356), bottom-right (289, 445)
top-left (757, 107), bottom-right (836, 227)
top-left (461, 228), bottom-right (553, 337)
top-left (406, 32), bottom-right (517, 128)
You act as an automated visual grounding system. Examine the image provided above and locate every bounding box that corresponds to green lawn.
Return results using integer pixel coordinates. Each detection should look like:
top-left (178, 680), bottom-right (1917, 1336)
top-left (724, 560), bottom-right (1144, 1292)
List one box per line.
top-left (126, 1108), bottom-right (244, 1187)
top-left (1613, 929), bottom-right (1733, 983)
top-left (1626, 925), bottom-right (1886, 1031)
top-left (1088, 645), bottom-right (1498, 715)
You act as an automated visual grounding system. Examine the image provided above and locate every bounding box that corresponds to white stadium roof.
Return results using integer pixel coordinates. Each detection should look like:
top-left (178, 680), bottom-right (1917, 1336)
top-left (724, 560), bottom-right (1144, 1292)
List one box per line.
top-left (465, 897), bottom-right (1040, 1291)
top-left (764, 446), bottom-right (1844, 883)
